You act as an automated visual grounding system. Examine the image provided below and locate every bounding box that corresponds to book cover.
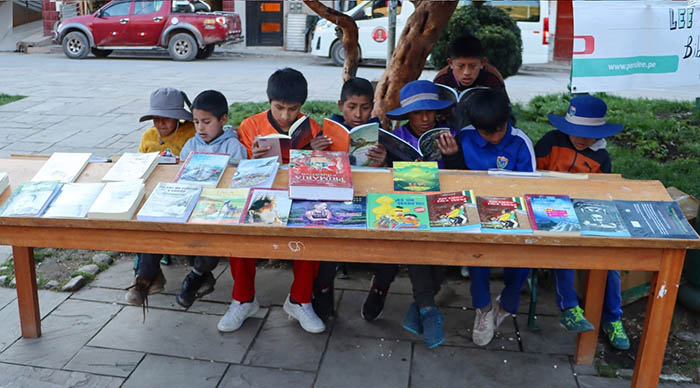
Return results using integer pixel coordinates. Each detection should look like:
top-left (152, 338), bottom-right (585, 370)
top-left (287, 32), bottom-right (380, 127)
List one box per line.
top-left (392, 161), bottom-right (440, 192)
top-left (229, 156), bottom-right (280, 189)
top-left (102, 152), bottom-right (160, 182)
top-left (174, 152), bottom-right (230, 187)
top-left (379, 127), bottom-right (451, 162)
top-left (31, 152), bottom-right (92, 183)
top-left (0, 180), bottom-right (61, 217)
top-left (288, 149), bottom-right (354, 201)
top-left (572, 198), bottom-right (631, 237)
top-left (189, 187), bottom-right (250, 224)
top-left (614, 200), bottom-right (698, 239)
top-left (287, 196), bottom-right (367, 228)
top-left (323, 119), bottom-right (380, 167)
top-left (435, 84), bottom-right (489, 130)
top-left (137, 182), bottom-right (202, 223)
top-left (367, 193), bottom-right (430, 230)
top-left (254, 116), bottom-right (314, 163)
top-left (0, 172), bottom-right (8, 195)
top-left (88, 180), bottom-right (145, 219)
top-left (476, 196), bottom-right (532, 234)
top-left (243, 188), bottom-right (293, 226)
top-left (43, 182), bottom-right (105, 218)
top-left (525, 194), bottom-right (581, 236)
top-left (426, 190), bottom-right (480, 232)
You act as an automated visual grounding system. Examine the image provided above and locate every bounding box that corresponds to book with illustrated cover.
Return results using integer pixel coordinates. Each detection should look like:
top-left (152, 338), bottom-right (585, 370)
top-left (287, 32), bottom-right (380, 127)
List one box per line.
top-left (189, 188), bottom-right (250, 224)
top-left (102, 152), bottom-right (160, 182)
top-left (254, 116), bottom-right (315, 163)
top-left (435, 84), bottom-right (488, 130)
top-left (323, 119), bottom-right (380, 167)
top-left (367, 193), bottom-right (430, 230)
top-left (43, 182), bottom-right (105, 218)
top-left (288, 149), bottom-right (354, 201)
top-left (476, 196), bottom-right (532, 234)
top-left (614, 200), bottom-right (698, 239)
top-left (243, 188), bottom-right (293, 226)
top-left (572, 198), bottom-right (630, 237)
top-left (379, 127), bottom-right (451, 163)
top-left (0, 180), bottom-right (61, 217)
top-left (524, 194), bottom-right (581, 236)
top-left (0, 172), bottom-right (8, 195)
top-left (229, 156), bottom-right (279, 189)
top-left (31, 152), bottom-right (92, 183)
top-left (88, 180), bottom-right (145, 220)
top-left (426, 190), bottom-right (480, 232)
top-left (174, 152), bottom-right (230, 187)
top-left (287, 196), bottom-right (367, 228)
top-left (137, 183), bottom-right (201, 223)
top-left (392, 161), bottom-right (440, 192)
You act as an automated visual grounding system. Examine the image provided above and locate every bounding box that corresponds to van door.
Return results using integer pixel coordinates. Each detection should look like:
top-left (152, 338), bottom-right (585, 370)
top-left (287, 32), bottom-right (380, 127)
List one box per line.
top-left (354, 0), bottom-right (405, 60)
top-left (487, 0), bottom-right (549, 64)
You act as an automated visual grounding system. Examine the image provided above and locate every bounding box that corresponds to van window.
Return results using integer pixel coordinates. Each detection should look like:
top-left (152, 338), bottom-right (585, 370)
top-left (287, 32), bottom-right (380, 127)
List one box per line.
top-left (353, 0), bottom-right (402, 21)
top-left (458, 0), bottom-right (540, 22)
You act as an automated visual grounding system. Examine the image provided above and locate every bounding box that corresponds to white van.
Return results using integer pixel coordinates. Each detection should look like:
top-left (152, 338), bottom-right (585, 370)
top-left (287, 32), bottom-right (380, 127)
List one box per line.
top-left (311, 0), bottom-right (551, 66)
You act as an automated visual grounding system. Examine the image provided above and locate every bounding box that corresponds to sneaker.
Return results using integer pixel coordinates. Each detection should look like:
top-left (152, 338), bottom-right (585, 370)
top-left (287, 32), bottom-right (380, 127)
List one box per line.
top-left (312, 285), bottom-right (334, 323)
top-left (176, 271), bottom-right (203, 308)
top-left (402, 302), bottom-right (422, 335)
top-left (196, 271), bottom-right (216, 299)
top-left (494, 302), bottom-right (512, 330)
top-left (217, 299), bottom-right (260, 332)
top-left (472, 305), bottom-right (496, 346)
top-left (602, 320), bottom-right (630, 350)
top-left (560, 306), bottom-right (595, 333)
top-left (283, 295), bottom-right (326, 333)
top-left (361, 280), bottom-right (388, 321)
top-left (420, 306), bottom-right (445, 349)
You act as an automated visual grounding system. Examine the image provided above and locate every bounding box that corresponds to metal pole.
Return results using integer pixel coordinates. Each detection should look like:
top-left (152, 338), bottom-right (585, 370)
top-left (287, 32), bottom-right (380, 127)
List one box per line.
top-left (387, 0), bottom-right (397, 62)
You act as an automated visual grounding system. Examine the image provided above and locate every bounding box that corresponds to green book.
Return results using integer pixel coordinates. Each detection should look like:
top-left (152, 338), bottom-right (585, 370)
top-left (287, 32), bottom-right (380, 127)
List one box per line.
top-left (367, 193), bottom-right (430, 230)
top-left (392, 161), bottom-right (440, 192)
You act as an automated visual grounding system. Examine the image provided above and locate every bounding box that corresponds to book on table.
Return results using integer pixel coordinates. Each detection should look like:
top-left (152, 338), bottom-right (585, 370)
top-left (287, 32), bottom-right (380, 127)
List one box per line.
top-left (229, 156), bottom-right (280, 189)
top-left (243, 188), bottom-right (293, 226)
top-left (189, 187), bottom-right (250, 224)
top-left (87, 180), bottom-right (145, 220)
top-left (322, 119), bottom-right (381, 167)
top-left (31, 152), bottom-right (92, 183)
top-left (43, 182), bottom-right (105, 218)
top-left (288, 149), bottom-right (354, 201)
top-left (0, 172), bottom-right (8, 195)
top-left (367, 193), bottom-right (430, 230)
top-left (476, 196), bottom-right (532, 234)
top-left (426, 190), bottom-right (480, 232)
top-left (571, 198), bottom-right (631, 237)
top-left (0, 180), bottom-right (61, 217)
top-left (392, 161), bottom-right (440, 192)
top-left (287, 196), bottom-right (367, 228)
top-left (524, 194), bottom-right (582, 236)
top-left (254, 116), bottom-right (315, 163)
top-left (379, 127), bottom-right (451, 163)
top-left (435, 84), bottom-right (489, 130)
top-left (614, 200), bottom-right (699, 239)
top-left (102, 152), bottom-right (160, 182)
top-left (174, 152), bottom-right (230, 187)
top-left (137, 182), bottom-right (202, 223)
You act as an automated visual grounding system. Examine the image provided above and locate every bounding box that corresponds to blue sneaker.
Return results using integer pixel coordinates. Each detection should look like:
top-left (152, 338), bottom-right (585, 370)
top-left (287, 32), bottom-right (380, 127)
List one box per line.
top-left (602, 320), bottom-right (630, 350)
top-left (420, 306), bottom-right (445, 349)
top-left (401, 302), bottom-right (422, 335)
top-left (560, 306), bottom-right (595, 333)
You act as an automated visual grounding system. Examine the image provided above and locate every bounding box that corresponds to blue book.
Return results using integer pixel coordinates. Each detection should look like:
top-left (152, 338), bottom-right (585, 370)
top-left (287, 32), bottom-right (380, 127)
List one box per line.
top-left (0, 180), bottom-right (61, 217)
top-left (174, 152), bottom-right (230, 187)
top-left (614, 200), bottom-right (698, 239)
top-left (137, 183), bottom-right (201, 223)
top-left (287, 197), bottom-right (367, 228)
top-left (572, 198), bottom-right (630, 237)
top-left (525, 194), bottom-right (581, 236)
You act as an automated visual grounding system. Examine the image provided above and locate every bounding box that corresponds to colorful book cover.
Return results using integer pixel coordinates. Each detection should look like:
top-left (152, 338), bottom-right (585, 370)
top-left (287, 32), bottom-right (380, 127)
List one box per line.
top-left (614, 200), bottom-right (698, 239)
top-left (87, 180), bottom-right (145, 220)
top-left (392, 161), bottom-right (440, 192)
top-left (102, 152), bottom-right (160, 182)
top-left (189, 188), bottom-right (250, 224)
top-left (0, 172), bottom-right (8, 195)
top-left (323, 119), bottom-right (380, 167)
top-left (243, 188), bottom-right (293, 226)
top-left (287, 196), bottom-right (367, 228)
top-left (43, 182), bottom-right (105, 218)
top-left (379, 128), bottom-right (450, 162)
top-left (229, 157), bottom-right (280, 189)
top-left (31, 152), bottom-right (92, 183)
top-left (137, 182), bottom-right (202, 223)
top-left (525, 194), bottom-right (582, 235)
top-left (426, 190), bottom-right (480, 232)
top-left (0, 180), bottom-right (61, 217)
top-left (255, 116), bottom-right (313, 163)
top-left (572, 198), bottom-right (631, 237)
top-left (288, 149), bottom-right (354, 201)
top-left (367, 193), bottom-right (430, 230)
top-left (476, 196), bottom-right (532, 234)
top-left (174, 152), bottom-right (230, 187)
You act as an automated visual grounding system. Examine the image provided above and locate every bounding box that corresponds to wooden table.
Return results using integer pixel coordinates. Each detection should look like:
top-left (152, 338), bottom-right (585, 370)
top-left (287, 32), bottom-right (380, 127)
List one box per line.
top-left (1, 158), bottom-right (699, 388)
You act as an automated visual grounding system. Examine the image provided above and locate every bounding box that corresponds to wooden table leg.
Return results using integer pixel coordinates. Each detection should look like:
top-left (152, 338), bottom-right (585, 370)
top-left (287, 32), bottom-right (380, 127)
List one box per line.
top-left (12, 246), bottom-right (41, 338)
top-left (631, 249), bottom-right (685, 388)
top-left (575, 269), bottom-right (607, 364)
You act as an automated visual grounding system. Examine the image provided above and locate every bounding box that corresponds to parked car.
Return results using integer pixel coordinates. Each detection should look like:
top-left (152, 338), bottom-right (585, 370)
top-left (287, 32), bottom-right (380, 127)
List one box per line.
top-left (53, 0), bottom-right (243, 60)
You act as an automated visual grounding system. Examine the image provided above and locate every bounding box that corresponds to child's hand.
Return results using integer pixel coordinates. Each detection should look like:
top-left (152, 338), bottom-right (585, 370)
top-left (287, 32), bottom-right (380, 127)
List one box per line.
top-left (310, 136), bottom-right (332, 150)
top-left (252, 139), bottom-right (271, 159)
top-left (366, 144), bottom-right (387, 166)
top-left (437, 132), bottom-right (459, 156)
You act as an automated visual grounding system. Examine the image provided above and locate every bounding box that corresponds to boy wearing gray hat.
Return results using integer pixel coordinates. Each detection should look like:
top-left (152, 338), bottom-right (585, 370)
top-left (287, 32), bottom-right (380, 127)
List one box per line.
top-left (138, 87), bottom-right (196, 157)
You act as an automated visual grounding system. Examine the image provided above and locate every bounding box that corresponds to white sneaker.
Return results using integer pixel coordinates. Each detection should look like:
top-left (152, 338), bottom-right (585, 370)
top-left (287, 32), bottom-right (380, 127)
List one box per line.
top-left (472, 305), bottom-right (496, 346)
top-left (494, 302), bottom-right (511, 330)
top-left (283, 295), bottom-right (326, 333)
top-left (217, 299), bottom-right (259, 332)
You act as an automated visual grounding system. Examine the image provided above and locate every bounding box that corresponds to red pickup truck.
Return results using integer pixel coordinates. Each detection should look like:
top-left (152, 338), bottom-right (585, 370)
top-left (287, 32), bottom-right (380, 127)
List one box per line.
top-left (53, 0), bottom-right (242, 60)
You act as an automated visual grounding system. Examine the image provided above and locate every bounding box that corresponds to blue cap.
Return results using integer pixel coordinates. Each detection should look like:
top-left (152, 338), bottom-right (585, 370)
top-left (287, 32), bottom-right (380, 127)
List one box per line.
top-left (548, 95), bottom-right (623, 138)
top-left (386, 80), bottom-right (454, 120)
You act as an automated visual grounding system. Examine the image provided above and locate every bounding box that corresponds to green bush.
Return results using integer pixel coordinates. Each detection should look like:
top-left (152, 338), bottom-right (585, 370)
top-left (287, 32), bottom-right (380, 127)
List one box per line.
top-left (431, 5), bottom-right (522, 78)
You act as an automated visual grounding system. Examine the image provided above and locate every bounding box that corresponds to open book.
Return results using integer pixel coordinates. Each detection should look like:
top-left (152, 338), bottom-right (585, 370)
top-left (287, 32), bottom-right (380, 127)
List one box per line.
top-left (254, 116), bottom-right (315, 163)
top-left (322, 119), bottom-right (380, 167)
top-left (435, 84), bottom-right (489, 130)
top-left (379, 127), bottom-right (450, 162)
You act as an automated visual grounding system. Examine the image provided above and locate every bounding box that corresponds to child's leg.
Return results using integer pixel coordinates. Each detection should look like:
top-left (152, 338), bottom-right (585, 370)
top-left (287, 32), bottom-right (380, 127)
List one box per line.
top-left (408, 264), bottom-right (439, 308)
top-left (499, 267), bottom-right (530, 313)
top-left (314, 262), bottom-right (338, 290)
top-left (468, 266), bottom-right (492, 309)
top-left (313, 262), bottom-right (338, 322)
top-left (192, 256), bottom-right (218, 274)
top-left (290, 260), bottom-right (320, 304)
top-left (429, 265), bottom-right (448, 297)
top-left (362, 264), bottom-right (399, 322)
top-left (135, 253), bottom-right (162, 280)
top-left (602, 270), bottom-right (623, 322)
top-left (229, 257), bottom-right (257, 302)
top-left (373, 264), bottom-right (399, 290)
top-left (553, 269), bottom-right (580, 311)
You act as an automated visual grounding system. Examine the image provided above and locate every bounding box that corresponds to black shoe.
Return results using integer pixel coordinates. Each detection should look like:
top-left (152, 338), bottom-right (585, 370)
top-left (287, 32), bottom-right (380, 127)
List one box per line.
top-left (196, 271), bottom-right (216, 298)
top-left (361, 283), bottom-right (388, 321)
top-left (312, 285), bottom-right (335, 323)
top-left (177, 272), bottom-right (203, 308)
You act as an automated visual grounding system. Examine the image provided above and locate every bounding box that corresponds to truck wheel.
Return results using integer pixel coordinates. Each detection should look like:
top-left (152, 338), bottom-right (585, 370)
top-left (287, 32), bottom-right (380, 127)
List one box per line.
top-left (330, 40), bottom-right (345, 67)
top-left (168, 32), bottom-right (198, 61)
top-left (62, 31), bottom-right (89, 59)
top-left (91, 48), bottom-right (113, 58)
top-left (196, 44), bottom-right (215, 59)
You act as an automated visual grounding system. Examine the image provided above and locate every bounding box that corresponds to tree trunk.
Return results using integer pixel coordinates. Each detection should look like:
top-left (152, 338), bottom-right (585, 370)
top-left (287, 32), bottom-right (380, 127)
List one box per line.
top-left (303, 0), bottom-right (359, 82)
top-left (373, 0), bottom-right (458, 129)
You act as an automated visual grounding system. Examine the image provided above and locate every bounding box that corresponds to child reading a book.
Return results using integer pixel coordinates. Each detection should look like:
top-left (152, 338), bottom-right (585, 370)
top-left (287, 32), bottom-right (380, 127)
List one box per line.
top-left (535, 95), bottom-right (629, 350)
top-left (442, 88), bottom-right (535, 347)
top-left (138, 87), bottom-right (196, 157)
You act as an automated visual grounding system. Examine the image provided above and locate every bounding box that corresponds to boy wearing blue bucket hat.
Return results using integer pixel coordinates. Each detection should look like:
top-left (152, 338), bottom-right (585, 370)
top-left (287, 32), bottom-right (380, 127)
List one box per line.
top-left (535, 95), bottom-right (629, 350)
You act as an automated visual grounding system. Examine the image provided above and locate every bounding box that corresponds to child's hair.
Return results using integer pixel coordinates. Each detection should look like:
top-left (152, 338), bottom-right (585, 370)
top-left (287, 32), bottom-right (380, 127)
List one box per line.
top-left (340, 77), bottom-right (374, 102)
top-left (465, 88), bottom-right (510, 133)
top-left (267, 68), bottom-right (308, 104)
top-left (191, 90), bottom-right (228, 119)
top-left (449, 34), bottom-right (484, 59)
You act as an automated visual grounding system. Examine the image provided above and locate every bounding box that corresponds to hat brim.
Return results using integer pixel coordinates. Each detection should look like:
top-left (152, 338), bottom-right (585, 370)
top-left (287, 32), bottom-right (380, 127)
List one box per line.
top-left (386, 100), bottom-right (454, 120)
top-left (548, 114), bottom-right (623, 138)
top-left (139, 108), bottom-right (193, 122)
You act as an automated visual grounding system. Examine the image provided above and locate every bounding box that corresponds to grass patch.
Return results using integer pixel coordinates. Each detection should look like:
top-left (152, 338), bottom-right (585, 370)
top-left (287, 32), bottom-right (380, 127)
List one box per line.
top-left (0, 93), bottom-right (25, 107)
top-left (596, 362), bottom-right (622, 378)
